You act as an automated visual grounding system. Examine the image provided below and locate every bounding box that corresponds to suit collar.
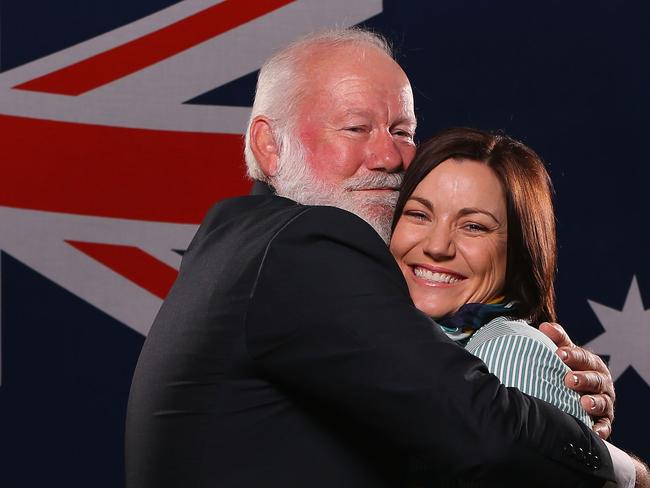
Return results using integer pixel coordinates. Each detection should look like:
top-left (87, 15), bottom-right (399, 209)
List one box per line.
top-left (250, 181), bottom-right (275, 196)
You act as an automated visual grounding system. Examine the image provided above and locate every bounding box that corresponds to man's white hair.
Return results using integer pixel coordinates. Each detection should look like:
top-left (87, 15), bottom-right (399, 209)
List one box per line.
top-left (243, 27), bottom-right (394, 182)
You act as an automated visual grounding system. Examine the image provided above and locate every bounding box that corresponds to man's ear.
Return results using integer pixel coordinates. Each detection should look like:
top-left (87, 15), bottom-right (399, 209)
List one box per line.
top-left (249, 116), bottom-right (280, 177)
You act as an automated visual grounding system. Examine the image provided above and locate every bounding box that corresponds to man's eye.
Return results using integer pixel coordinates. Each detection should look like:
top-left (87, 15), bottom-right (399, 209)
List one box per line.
top-left (345, 126), bottom-right (367, 133)
top-left (393, 129), bottom-right (413, 138)
top-left (391, 128), bottom-right (414, 141)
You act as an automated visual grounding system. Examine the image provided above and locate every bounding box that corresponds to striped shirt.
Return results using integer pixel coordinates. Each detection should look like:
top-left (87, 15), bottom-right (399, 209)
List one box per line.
top-left (465, 316), bottom-right (593, 427)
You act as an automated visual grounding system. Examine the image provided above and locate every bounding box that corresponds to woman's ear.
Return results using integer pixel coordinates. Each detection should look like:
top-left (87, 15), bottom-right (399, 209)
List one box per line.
top-left (249, 116), bottom-right (280, 177)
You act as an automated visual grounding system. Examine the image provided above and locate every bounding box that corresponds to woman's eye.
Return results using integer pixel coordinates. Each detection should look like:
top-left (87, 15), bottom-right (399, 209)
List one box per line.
top-left (463, 223), bottom-right (487, 233)
top-left (404, 210), bottom-right (428, 221)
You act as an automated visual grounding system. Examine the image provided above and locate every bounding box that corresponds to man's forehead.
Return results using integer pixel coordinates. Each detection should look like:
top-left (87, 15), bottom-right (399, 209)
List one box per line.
top-left (294, 44), bottom-right (415, 118)
top-left (303, 43), bottom-right (407, 85)
top-left (330, 83), bottom-right (416, 119)
top-left (306, 72), bottom-right (414, 111)
top-left (338, 106), bottom-right (416, 126)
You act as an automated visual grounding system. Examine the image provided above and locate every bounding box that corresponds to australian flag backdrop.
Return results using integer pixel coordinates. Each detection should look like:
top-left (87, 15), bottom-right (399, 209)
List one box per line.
top-left (1, 0), bottom-right (648, 486)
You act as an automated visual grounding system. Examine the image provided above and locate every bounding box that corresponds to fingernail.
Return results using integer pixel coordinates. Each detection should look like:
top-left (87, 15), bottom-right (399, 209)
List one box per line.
top-left (589, 396), bottom-right (596, 410)
top-left (560, 350), bottom-right (569, 361)
top-left (572, 374), bottom-right (579, 386)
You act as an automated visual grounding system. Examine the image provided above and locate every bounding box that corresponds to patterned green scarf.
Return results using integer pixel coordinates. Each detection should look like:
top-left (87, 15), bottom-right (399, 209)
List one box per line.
top-left (438, 298), bottom-right (517, 346)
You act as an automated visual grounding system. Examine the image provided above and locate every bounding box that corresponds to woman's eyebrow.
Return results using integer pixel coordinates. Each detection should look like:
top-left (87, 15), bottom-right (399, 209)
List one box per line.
top-left (458, 207), bottom-right (501, 224)
top-left (408, 196), bottom-right (433, 211)
top-left (407, 199), bottom-right (502, 225)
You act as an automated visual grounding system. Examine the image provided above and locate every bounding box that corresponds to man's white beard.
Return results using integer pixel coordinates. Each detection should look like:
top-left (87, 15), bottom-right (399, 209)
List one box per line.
top-left (270, 133), bottom-right (402, 244)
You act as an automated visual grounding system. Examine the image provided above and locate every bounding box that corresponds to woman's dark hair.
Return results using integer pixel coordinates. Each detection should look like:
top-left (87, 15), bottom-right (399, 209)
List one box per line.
top-left (392, 127), bottom-right (557, 323)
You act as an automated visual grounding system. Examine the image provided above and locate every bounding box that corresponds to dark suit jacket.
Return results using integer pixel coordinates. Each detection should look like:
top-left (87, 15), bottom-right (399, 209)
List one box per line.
top-left (126, 194), bottom-right (615, 488)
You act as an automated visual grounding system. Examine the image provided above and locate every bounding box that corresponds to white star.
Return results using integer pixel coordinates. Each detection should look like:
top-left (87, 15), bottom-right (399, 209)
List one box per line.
top-left (584, 276), bottom-right (650, 386)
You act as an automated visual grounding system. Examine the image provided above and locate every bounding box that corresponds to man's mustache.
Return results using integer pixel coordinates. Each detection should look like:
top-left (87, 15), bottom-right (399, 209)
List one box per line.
top-left (344, 172), bottom-right (404, 191)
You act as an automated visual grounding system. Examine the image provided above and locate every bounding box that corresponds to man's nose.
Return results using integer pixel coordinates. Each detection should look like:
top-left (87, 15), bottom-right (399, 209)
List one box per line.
top-left (365, 130), bottom-right (404, 172)
top-left (423, 224), bottom-right (455, 260)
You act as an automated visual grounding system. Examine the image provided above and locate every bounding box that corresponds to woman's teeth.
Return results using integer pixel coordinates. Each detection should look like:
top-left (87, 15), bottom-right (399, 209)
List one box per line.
top-left (413, 267), bottom-right (462, 284)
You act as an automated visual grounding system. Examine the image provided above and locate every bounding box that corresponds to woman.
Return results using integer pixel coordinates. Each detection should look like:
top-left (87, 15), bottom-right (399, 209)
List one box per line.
top-left (390, 127), bottom-right (592, 426)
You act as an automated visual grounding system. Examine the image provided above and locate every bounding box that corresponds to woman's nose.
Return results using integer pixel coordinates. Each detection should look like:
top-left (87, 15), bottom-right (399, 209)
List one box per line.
top-left (423, 225), bottom-right (455, 260)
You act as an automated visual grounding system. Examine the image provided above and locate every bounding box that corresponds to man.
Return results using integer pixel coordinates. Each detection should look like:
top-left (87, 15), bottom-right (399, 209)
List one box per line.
top-left (126, 28), bottom-right (646, 487)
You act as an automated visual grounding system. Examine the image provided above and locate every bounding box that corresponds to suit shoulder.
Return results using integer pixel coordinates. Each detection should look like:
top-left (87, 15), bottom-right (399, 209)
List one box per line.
top-left (249, 204), bottom-right (407, 307)
top-left (202, 194), bottom-right (302, 230)
top-left (188, 195), bottom-right (305, 247)
top-left (273, 204), bottom-right (388, 252)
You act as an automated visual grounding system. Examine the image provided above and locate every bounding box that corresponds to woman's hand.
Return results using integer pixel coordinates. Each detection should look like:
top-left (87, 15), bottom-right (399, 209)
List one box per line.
top-left (539, 322), bottom-right (615, 440)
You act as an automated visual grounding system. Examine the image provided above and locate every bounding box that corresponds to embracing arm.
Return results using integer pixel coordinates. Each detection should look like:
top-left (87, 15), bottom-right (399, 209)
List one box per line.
top-left (244, 207), bottom-right (615, 487)
top-left (468, 322), bottom-right (640, 488)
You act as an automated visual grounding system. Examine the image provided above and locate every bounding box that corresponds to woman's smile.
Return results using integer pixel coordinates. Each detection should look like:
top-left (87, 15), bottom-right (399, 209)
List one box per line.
top-left (410, 265), bottom-right (466, 286)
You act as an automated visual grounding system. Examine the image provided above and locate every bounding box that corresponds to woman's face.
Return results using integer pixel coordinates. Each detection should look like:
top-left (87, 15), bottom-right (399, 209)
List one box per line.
top-left (389, 158), bottom-right (508, 318)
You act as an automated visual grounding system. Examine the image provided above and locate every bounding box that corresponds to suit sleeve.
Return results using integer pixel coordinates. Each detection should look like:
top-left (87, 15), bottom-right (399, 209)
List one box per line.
top-left (244, 206), bottom-right (614, 488)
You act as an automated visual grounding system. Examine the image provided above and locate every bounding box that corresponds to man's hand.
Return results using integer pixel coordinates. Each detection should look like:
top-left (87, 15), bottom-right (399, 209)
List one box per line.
top-left (539, 322), bottom-right (615, 440)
